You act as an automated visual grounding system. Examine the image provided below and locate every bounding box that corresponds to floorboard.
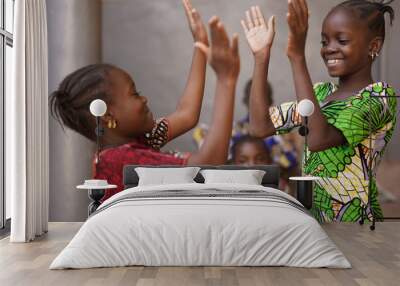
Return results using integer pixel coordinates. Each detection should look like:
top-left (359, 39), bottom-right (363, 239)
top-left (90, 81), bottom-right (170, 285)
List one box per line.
top-left (0, 222), bottom-right (399, 286)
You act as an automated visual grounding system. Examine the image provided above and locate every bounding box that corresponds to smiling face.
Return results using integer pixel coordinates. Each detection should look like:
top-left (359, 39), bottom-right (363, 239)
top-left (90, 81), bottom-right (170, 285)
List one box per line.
top-left (106, 68), bottom-right (155, 138)
top-left (321, 8), bottom-right (373, 79)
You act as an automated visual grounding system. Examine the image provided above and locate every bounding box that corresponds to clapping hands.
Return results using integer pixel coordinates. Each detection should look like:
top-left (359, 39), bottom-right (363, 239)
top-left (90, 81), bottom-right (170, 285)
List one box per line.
top-left (195, 17), bottom-right (240, 82)
top-left (182, 0), bottom-right (310, 80)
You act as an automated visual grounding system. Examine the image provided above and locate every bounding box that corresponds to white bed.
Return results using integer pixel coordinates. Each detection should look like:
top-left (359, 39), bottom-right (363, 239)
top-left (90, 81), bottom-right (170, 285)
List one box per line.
top-left (50, 182), bottom-right (351, 269)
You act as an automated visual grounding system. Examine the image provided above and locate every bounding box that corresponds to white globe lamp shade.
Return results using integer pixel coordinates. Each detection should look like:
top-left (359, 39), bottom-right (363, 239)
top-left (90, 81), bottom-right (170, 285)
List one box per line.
top-left (90, 99), bottom-right (107, 117)
top-left (298, 99), bottom-right (315, 117)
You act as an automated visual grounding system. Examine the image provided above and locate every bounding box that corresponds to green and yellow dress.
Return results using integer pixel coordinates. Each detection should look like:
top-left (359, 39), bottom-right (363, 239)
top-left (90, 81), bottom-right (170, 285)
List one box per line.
top-left (269, 82), bottom-right (397, 222)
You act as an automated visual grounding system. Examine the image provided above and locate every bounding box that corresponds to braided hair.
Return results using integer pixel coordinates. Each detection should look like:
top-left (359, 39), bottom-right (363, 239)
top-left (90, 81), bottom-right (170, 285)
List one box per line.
top-left (335, 0), bottom-right (395, 41)
top-left (50, 64), bottom-right (117, 141)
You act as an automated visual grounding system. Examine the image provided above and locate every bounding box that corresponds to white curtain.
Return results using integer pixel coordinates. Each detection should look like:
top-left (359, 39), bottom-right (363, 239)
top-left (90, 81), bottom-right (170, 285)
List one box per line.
top-left (7, 0), bottom-right (49, 242)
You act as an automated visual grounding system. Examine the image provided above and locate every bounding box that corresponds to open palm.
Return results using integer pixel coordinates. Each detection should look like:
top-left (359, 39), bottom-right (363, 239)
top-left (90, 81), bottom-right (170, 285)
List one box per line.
top-left (286, 0), bottom-right (309, 60)
top-left (195, 17), bottom-right (240, 81)
top-left (182, 0), bottom-right (208, 45)
top-left (241, 6), bottom-right (275, 56)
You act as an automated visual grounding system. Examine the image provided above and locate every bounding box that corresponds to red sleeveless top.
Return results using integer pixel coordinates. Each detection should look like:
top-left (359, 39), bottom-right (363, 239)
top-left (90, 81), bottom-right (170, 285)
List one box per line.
top-left (93, 119), bottom-right (190, 202)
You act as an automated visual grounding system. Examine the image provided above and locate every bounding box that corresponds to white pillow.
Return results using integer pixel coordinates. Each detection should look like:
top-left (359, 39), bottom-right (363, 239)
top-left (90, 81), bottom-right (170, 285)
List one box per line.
top-left (135, 167), bottom-right (201, 186)
top-left (200, 169), bottom-right (266, 185)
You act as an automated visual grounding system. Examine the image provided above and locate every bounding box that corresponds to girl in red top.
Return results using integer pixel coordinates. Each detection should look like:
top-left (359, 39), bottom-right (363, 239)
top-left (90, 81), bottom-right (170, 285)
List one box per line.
top-left (50, 0), bottom-right (240, 201)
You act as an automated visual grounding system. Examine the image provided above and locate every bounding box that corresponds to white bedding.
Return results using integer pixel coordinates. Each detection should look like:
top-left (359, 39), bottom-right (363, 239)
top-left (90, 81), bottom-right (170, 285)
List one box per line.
top-left (50, 183), bottom-right (351, 269)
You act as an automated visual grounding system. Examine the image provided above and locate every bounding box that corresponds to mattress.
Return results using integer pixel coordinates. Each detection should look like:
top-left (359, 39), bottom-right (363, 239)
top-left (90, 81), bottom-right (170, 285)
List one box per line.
top-left (50, 183), bottom-right (351, 269)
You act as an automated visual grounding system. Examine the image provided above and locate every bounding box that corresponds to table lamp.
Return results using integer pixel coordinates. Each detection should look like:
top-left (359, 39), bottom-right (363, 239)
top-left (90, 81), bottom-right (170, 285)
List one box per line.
top-left (77, 99), bottom-right (116, 217)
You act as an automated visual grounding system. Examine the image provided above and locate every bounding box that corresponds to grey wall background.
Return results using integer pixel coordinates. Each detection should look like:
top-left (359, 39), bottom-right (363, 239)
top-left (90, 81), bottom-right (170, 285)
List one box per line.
top-left (102, 0), bottom-right (342, 153)
top-left (48, 0), bottom-right (399, 221)
top-left (102, 0), bottom-right (399, 158)
top-left (48, 0), bottom-right (101, 222)
top-left (379, 1), bottom-right (400, 158)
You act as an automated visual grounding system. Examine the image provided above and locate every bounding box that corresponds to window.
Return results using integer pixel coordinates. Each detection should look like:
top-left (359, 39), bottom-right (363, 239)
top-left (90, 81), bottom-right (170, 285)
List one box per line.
top-left (1, 0), bottom-right (14, 231)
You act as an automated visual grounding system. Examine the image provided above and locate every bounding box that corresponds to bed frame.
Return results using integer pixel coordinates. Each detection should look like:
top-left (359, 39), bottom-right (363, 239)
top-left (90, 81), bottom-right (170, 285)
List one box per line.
top-left (123, 165), bottom-right (280, 189)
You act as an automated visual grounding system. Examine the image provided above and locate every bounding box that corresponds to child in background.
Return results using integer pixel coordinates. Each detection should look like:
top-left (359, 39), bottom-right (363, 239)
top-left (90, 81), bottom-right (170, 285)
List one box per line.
top-left (193, 79), bottom-right (300, 194)
top-left (50, 0), bottom-right (240, 202)
top-left (232, 79), bottom-right (300, 193)
top-left (242, 1), bottom-right (397, 222)
top-left (231, 136), bottom-right (272, 166)
top-left (231, 135), bottom-right (297, 192)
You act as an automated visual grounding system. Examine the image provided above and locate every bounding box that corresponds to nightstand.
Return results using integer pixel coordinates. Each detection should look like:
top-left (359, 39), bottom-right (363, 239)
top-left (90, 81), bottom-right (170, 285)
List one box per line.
top-left (77, 180), bottom-right (117, 216)
top-left (289, 176), bottom-right (320, 210)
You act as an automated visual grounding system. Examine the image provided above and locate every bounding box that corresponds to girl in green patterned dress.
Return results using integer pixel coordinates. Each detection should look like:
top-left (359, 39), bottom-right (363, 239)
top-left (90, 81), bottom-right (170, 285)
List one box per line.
top-left (241, 1), bottom-right (397, 222)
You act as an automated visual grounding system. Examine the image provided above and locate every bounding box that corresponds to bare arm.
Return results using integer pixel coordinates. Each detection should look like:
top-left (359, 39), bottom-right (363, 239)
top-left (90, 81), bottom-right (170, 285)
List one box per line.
top-left (188, 17), bottom-right (240, 165)
top-left (249, 46), bottom-right (275, 138)
top-left (166, 0), bottom-right (208, 140)
top-left (241, 6), bottom-right (276, 138)
top-left (287, 0), bottom-right (345, 151)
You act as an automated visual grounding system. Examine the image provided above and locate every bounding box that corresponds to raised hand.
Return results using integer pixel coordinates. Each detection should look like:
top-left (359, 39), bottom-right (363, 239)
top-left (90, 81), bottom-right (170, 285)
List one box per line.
top-left (195, 17), bottom-right (240, 82)
top-left (182, 0), bottom-right (208, 45)
top-left (286, 0), bottom-right (309, 60)
top-left (241, 6), bottom-right (275, 58)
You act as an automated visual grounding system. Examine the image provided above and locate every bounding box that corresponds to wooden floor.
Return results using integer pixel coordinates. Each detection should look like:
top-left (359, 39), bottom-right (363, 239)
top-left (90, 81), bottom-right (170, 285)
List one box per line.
top-left (0, 222), bottom-right (399, 286)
